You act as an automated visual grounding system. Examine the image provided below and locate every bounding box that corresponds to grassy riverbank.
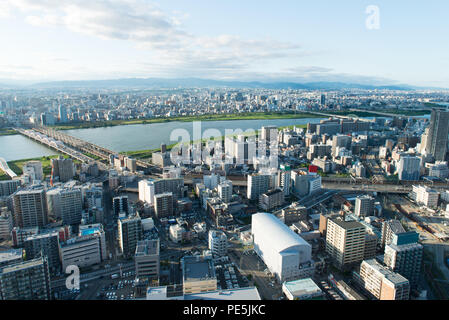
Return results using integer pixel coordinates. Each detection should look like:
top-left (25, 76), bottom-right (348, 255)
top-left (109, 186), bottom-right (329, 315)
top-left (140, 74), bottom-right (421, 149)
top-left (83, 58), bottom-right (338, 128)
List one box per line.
top-left (0, 154), bottom-right (78, 180)
top-left (48, 111), bottom-right (323, 131)
top-left (0, 128), bottom-right (17, 136)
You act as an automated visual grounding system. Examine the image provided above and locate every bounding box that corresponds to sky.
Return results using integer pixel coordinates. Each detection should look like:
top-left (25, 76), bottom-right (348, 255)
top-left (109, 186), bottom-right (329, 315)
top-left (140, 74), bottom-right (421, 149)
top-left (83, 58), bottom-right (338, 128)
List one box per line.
top-left (0, 0), bottom-right (448, 87)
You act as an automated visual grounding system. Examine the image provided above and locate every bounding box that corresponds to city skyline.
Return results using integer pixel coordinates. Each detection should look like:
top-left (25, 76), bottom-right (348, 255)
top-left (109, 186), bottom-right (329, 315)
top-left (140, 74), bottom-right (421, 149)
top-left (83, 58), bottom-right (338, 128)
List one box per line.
top-left (1, 0), bottom-right (449, 88)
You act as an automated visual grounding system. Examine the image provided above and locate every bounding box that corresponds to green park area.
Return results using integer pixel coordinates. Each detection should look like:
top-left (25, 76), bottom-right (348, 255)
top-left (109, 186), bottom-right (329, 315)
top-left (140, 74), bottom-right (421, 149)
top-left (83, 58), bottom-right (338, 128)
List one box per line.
top-left (0, 154), bottom-right (78, 180)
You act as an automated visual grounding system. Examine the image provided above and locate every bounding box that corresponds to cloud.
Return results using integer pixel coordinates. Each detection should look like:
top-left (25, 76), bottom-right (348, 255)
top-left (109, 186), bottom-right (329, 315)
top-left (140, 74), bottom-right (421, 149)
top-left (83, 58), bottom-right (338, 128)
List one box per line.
top-left (1, 0), bottom-right (401, 85)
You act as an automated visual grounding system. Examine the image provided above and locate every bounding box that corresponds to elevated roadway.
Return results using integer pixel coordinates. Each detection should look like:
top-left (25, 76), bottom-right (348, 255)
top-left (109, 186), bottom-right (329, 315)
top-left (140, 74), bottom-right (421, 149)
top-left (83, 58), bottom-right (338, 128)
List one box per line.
top-left (0, 157), bottom-right (17, 178)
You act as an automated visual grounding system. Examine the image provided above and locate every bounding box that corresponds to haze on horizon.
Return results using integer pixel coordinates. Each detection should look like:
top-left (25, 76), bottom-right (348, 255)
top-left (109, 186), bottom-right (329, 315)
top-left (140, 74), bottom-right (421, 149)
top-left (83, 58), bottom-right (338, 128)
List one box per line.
top-left (0, 0), bottom-right (448, 88)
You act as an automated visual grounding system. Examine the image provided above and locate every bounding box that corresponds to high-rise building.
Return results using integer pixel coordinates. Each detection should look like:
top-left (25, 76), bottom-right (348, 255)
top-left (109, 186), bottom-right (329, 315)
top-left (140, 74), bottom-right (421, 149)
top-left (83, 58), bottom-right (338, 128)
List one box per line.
top-left (354, 195), bottom-right (375, 217)
top-left (118, 214), bottom-right (142, 258)
top-left (113, 196), bottom-right (129, 217)
top-left (332, 134), bottom-right (352, 157)
top-left (0, 256), bottom-right (51, 300)
top-left (259, 189), bottom-right (284, 211)
top-left (138, 179), bottom-right (155, 204)
top-left (354, 259), bottom-right (410, 300)
top-left (46, 187), bottom-right (83, 225)
top-left (247, 174), bottom-right (270, 200)
top-left (23, 161), bottom-right (43, 182)
top-left (24, 232), bottom-right (61, 274)
top-left (278, 164), bottom-right (291, 196)
top-left (260, 126), bottom-right (278, 143)
top-left (384, 231), bottom-right (423, 290)
top-left (153, 192), bottom-right (174, 218)
top-left (51, 156), bottom-right (74, 183)
top-left (218, 181), bottom-right (232, 203)
top-left (320, 94), bottom-right (326, 106)
top-left (425, 108), bottom-right (449, 161)
top-left (58, 104), bottom-right (68, 123)
top-left (381, 219), bottom-right (406, 248)
top-left (12, 188), bottom-right (48, 228)
top-left (325, 218), bottom-right (366, 270)
top-left (0, 180), bottom-right (21, 197)
top-left (0, 208), bottom-right (13, 240)
top-left (409, 185), bottom-right (439, 208)
top-left (397, 156), bottom-right (420, 181)
top-left (152, 178), bottom-right (184, 199)
top-left (208, 230), bottom-right (227, 257)
top-left (135, 239), bottom-right (160, 282)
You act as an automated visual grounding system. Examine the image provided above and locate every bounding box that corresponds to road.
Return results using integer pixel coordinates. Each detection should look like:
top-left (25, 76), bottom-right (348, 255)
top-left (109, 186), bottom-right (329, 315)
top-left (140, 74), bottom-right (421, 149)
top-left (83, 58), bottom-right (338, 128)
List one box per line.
top-left (0, 157), bottom-right (17, 178)
top-left (51, 261), bottom-right (135, 289)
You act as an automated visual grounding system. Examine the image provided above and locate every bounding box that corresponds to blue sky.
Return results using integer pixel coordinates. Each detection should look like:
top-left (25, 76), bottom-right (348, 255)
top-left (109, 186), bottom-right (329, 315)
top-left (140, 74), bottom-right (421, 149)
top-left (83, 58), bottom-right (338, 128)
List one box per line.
top-left (0, 0), bottom-right (448, 87)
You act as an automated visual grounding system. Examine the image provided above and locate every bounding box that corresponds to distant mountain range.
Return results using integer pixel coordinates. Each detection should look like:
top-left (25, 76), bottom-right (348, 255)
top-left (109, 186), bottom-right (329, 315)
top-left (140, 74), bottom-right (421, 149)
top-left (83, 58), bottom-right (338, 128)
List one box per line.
top-left (0, 77), bottom-right (445, 90)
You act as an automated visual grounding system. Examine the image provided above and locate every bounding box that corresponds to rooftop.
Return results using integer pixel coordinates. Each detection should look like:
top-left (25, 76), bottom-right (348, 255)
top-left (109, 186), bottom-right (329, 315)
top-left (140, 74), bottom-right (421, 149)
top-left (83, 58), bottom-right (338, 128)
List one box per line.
top-left (135, 239), bottom-right (159, 256)
top-left (283, 278), bottom-right (323, 298)
top-left (182, 255), bottom-right (216, 282)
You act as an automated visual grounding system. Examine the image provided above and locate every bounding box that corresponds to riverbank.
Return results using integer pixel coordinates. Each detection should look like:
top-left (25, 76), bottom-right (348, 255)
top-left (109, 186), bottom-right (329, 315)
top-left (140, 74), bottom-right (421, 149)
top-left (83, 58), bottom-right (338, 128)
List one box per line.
top-left (47, 108), bottom-right (430, 131)
top-left (0, 154), bottom-right (75, 180)
top-left (118, 123), bottom-right (307, 160)
top-left (49, 111), bottom-right (323, 130)
top-left (0, 129), bottom-right (17, 136)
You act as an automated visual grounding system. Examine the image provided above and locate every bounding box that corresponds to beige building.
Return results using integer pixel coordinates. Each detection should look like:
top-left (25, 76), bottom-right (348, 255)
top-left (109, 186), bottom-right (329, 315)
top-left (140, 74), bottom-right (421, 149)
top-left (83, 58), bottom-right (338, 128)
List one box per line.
top-left (181, 255), bottom-right (217, 294)
top-left (325, 218), bottom-right (366, 270)
top-left (355, 259), bottom-right (410, 300)
top-left (135, 240), bottom-right (160, 281)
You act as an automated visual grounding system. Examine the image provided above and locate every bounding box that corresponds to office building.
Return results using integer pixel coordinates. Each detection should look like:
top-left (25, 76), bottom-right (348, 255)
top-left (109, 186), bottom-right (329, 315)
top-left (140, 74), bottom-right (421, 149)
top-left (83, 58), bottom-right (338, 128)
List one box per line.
top-left (118, 214), bottom-right (142, 258)
top-left (397, 156), bottom-right (420, 181)
top-left (12, 188), bottom-right (48, 228)
top-left (384, 232), bottom-right (423, 289)
top-left (425, 108), bottom-right (449, 161)
top-left (135, 239), bottom-right (160, 282)
top-left (208, 230), bottom-right (227, 257)
top-left (354, 259), bottom-right (410, 300)
top-left (60, 225), bottom-right (106, 271)
top-left (325, 218), bottom-right (366, 270)
top-left (0, 256), bottom-right (51, 300)
top-left (252, 212), bottom-right (313, 282)
top-left (354, 195), bottom-right (375, 217)
top-left (181, 255), bottom-right (217, 294)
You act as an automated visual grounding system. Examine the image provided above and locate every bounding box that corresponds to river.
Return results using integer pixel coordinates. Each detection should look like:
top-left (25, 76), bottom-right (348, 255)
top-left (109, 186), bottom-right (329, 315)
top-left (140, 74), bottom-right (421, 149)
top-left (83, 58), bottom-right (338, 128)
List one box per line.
top-left (0, 117), bottom-right (326, 161)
